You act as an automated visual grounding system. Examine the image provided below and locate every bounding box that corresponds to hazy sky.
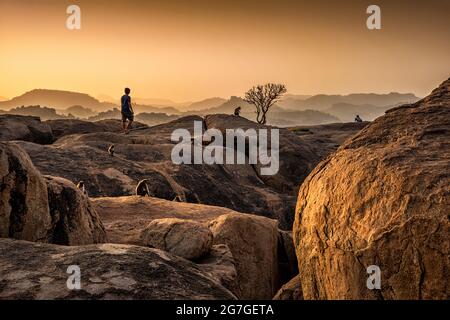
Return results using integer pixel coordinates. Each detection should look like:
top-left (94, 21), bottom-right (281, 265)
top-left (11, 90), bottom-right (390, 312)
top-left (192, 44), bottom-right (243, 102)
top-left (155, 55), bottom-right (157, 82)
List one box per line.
top-left (0, 0), bottom-right (449, 101)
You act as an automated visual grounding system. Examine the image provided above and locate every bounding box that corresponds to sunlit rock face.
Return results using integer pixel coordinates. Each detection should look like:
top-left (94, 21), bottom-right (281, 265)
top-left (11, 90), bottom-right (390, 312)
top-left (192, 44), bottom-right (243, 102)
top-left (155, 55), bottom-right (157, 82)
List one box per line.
top-left (293, 78), bottom-right (450, 300)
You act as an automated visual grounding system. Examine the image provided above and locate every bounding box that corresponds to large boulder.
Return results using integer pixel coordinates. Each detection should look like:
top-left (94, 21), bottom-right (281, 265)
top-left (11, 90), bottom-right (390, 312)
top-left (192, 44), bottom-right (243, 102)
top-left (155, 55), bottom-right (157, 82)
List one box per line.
top-left (0, 115), bottom-right (53, 144)
top-left (293, 78), bottom-right (450, 300)
top-left (93, 196), bottom-right (282, 299)
top-left (0, 142), bottom-right (51, 241)
top-left (45, 176), bottom-right (107, 245)
top-left (209, 213), bottom-right (279, 300)
top-left (92, 196), bottom-right (232, 245)
top-left (140, 218), bottom-right (213, 260)
top-left (0, 238), bottom-right (236, 300)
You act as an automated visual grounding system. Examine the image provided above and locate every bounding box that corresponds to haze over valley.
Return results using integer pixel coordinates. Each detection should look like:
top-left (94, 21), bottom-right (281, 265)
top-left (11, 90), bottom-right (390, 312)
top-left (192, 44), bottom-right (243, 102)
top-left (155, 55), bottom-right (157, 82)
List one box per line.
top-left (0, 88), bottom-right (420, 126)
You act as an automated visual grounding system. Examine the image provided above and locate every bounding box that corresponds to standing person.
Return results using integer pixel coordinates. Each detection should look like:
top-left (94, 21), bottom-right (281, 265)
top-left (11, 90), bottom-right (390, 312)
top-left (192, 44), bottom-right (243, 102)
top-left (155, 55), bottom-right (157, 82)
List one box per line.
top-left (121, 87), bottom-right (134, 134)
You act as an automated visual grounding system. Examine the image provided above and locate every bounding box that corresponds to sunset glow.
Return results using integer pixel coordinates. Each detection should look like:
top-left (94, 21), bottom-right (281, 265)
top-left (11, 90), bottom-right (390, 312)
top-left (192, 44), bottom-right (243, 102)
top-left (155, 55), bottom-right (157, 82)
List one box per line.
top-left (1, 0), bottom-right (449, 101)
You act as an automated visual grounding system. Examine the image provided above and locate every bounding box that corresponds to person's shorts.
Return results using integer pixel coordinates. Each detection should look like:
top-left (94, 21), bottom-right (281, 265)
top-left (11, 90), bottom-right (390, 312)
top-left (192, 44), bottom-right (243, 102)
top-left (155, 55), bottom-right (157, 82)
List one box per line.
top-left (122, 112), bottom-right (134, 122)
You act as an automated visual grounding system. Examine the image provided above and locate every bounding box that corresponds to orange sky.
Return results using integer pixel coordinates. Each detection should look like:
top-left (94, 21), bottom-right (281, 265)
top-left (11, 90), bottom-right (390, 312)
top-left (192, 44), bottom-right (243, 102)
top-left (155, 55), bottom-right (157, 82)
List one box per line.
top-left (0, 0), bottom-right (449, 101)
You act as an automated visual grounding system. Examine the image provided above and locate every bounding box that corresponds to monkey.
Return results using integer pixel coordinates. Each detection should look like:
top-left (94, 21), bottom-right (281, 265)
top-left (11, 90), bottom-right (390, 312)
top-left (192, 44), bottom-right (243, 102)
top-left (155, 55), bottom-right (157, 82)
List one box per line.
top-left (135, 179), bottom-right (151, 197)
top-left (234, 106), bottom-right (241, 117)
top-left (76, 181), bottom-right (88, 196)
top-left (108, 144), bottom-right (115, 156)
top-left (355, 115), bottom-right (363, 123)
top-left (173, 195), bottom-right (183, 202)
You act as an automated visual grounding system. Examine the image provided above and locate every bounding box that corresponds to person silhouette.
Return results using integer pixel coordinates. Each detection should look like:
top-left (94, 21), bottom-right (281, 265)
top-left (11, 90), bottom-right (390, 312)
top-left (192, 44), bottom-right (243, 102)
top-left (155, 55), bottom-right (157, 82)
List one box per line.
top-left (121, 88), bottom-right (134, 134)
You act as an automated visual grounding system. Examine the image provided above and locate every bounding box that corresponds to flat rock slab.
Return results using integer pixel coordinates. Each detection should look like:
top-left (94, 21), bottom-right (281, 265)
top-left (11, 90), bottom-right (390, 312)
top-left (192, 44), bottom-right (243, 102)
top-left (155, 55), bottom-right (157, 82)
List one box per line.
top-left (0, 238), bottom-right (236, 300)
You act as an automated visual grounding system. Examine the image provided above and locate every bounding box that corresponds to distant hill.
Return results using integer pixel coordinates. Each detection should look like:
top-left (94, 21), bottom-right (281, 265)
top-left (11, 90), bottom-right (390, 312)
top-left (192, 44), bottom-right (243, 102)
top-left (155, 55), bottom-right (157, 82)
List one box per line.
top-left (283, 94), bottom-right (313, 100)
top-left (325, 103), bottom-right (387, 122)
top-left (187, 97), bottom-right (227, 111)
top-left (185, 96), bottom-right (339, 126)
top-left (0, 96), bottom-right (7, 102)
top-left (0, 89), bottom-right (109, 111)
top-left (133, 97), bottom-right (183, 107)
top-left (277, 92), bottom-right (420, 111)
top-left (0, 89), bottom-right (184, 116)
top-left (188, 96), bottom-right (254, 115)
top-left (268, 109), bottom-right (340, 127)
top-left (132, 104), bottom-right (181, 115)
top-left (63, 105), bottom-right (97, 118)
top-left (135, 112), bottom-right (180, 126)
top-left (6, 105), bottom-right (71, 120)
top-left (87, 107), bottom-right (179, 126)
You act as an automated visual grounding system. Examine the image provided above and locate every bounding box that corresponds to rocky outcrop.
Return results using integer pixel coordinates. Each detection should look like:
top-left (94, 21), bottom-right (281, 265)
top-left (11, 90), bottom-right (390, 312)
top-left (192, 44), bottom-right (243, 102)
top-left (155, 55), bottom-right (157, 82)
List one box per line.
top-left (16, 115), bottom-right (333, 230)
top-left (45, 176), bottom-right (107, 245)
top-left (93, 196), bottom-right (282, 299)
top-left (209, 213), bottom-right (279, 300)
top-left (0, 142), bottom-right (106, 245)
top-left (205, 114), bottom-right (320, 195)
top-left (273, 275), bottom-right (302, 300)
top-left (0, 238), bottom-right (236, 300)
top-left (0, 115), bottom-right (53, 144)
top-left (293, 78), bottom-right (450, 300)
top-left (0, 142), bottom-right (51, 241)
top-left (140, 218), bottom-right (213, 260)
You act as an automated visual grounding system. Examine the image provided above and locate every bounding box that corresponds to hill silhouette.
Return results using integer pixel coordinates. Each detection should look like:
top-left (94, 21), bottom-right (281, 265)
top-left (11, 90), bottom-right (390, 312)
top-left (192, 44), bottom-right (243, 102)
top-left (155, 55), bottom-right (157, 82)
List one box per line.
top-left (278, 92), bottom-right (419, 110)
top-left (0, 89), bottom-right (110, 111)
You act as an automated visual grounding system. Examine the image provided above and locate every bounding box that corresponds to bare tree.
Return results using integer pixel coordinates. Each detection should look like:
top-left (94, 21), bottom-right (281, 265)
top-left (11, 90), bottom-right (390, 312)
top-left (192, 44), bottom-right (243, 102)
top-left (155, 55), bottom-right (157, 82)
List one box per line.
top-left (244, 83), bottom-right (287, 124)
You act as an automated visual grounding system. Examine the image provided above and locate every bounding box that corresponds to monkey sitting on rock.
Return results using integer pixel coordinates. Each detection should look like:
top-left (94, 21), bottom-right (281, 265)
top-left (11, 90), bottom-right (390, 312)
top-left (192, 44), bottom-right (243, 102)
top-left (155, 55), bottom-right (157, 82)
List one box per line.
top-left (173, 195), bottom-right (184, 202)
top-left (76, 181), bottom-right (88, 196)
top-left (108, 144), bottom-right (115, 156)
top-left (135, 179), bottom-right (151, 196)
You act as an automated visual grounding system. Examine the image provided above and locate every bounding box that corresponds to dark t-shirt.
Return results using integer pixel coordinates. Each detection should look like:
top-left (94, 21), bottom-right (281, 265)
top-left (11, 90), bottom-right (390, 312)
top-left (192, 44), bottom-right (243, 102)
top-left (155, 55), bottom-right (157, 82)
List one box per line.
top-left (121, 95), bottom-right (132, 114)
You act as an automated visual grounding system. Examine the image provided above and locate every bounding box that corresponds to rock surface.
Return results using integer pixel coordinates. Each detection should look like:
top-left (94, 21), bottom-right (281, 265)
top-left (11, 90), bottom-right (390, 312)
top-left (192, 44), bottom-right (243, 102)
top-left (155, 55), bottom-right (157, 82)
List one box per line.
top-left (273, 275), bottom-right (303, 300)
top-left (0, 238), bottom-right (236, 300)
top-left (45, 176), bottom-right (107, 245)
top-left (196, 244), bottom-right (238, 294)
top-left (209, 213), bottom-right (279, 300)
top-left (290, 121), bottom-right (370, 160)
top-left (45, 119), bottom-right (147, 140)
top-left (0, 142), bottom-right (51, 241)
top-left (140, 218), bottom-right (213, 260)
top-left (293, 78), bottom-right (450, 299)
top-left (0, 115), bottom-right (53, 144)
top-left (277, 230), bottom-right (298, 287)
